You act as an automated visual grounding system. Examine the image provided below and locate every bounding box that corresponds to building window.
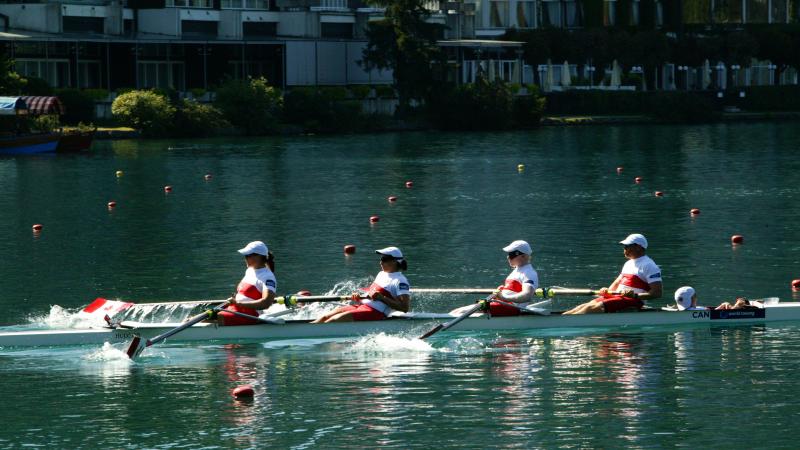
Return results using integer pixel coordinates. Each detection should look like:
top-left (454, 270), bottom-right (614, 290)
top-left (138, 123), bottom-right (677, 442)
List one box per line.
top-left (321, 22), bottom-right (353, 38)
top-left (490, 0), bottom-right (509, 27)
top-left (771, 0), bottom-right (788, 22)
top-left (630, 0), bottom-right (640, 25)
top-left (542, 0), bottom-right (562, 26)
top-left (228, 60), bottom-right (267, 79)
top-left (746, 0), bottom-right (769, 21)
top-left (77, 60), bottom-right (101, 88)
top-left (516, 1), bottom-right (536, 27)
top-left (243, 21), bottom-right (277, 37)
top-left (683, 0), bottom-right (711, 23)
top-left (182, 20), bottom-right (218, 37)
top-left (15, 59), bottom-right (70, 87)
top-left (167, 0), bottom-right (213, 7)
top-left (63, 16), bottom-right (104, 34)
top-left (655, 0), bottom-right (663, 25)
top-left (713, 0), bottom-right (743, 23)
top-left (565, 0), bottom-right (582, 26)
top-left (137, 61), bottom-right (185, 90)
top-left (603, 0), bottom-right (616, 25)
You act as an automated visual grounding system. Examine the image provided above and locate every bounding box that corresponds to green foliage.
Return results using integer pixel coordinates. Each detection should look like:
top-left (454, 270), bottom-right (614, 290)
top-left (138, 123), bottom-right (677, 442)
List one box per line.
top-left (190, 88), bottom-right (207, 99)
top-left (375, 85), bottom-right (395, 98)
top-left (32, 115), bottom-right (60, 132)
top-left (428, 76), bottom-right (515, 130)
top-left (283, 87), bottom-right (371, 133)
top-left (512, 93), bottom-right (546, 128)
top-left (22, 77), bottom-right (53, 96)
top-left (319, 86), bottom-right (348, 101)
top-left (361, 0), bottom-right (447, 114)
top-left (738, 86), bottom-right (800, 111)
top-left (349, 85), bottom-right (372, 99)
top-left (0, 54), bottom-right (26, 94)
top-left (111, 90), bottom-right (176, 137)
top-left (174, 99), bottom-right (231, 137)
top-left (214, 77), bottom-right (282, 135)
top-left (545, 90), bottom-right (720, 123)
top-left (83, 89), bottom-right (110, 101)
top-left (649, 92), bottom-right (720, 123)
top-left (55, 89), bottom-right (96, 124)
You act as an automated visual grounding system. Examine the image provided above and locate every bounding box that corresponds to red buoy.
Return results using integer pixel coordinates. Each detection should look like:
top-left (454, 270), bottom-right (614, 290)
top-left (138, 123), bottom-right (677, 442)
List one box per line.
top-left (690, 208), bottom-right (701, 215)
top-left (616, 166), bottom-right (623, 174)
top-left (731, 235), bottom-right (744, 244)
top-left (204, 174), bottom-right (212, 181)
top-left (654, 191), bottom-right (663, 197)
top-left (343, 245), bottom-right (356, 255)
top-left (164, 185), bottom-right (172, 192)
top-left (388, 196), bottom-right (398, 202)
top-left (792, 279), bottom-right (800, 292)
top-left (296, 290), bottom-right (312, 297)
top-left (634, 177), bottom-right (643, 184)
top-left (32, 224), bottom-right (43, 232)
top-left (108, 201), bottom-right (117, 208)
top-left (232, 385), bottom-right (254, 399)
top-left (405, 181), bottom-right (413, 188)
top-left (369, 216), bottom-right (380, 223)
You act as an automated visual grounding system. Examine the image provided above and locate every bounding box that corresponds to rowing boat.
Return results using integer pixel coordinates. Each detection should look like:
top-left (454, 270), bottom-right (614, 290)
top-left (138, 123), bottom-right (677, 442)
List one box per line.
top-left (2, 302), bottom-right (799, 349)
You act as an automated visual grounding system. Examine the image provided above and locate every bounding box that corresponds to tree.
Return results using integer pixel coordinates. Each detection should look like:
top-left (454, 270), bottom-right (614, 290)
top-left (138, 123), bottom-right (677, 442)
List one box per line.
top-left (111, 90), bottom-right (176, 137)
top-left (0, 54), bottom-right (26, 94)
top-left (214, 77), bottom-right (282, 135)
top-left (361, 0), bottom-right (446, 115)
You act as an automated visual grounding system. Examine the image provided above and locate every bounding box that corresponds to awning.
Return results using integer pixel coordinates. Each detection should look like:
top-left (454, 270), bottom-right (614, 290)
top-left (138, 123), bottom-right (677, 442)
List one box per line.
top-left (20, 96), bottom-right (65, 115)
top-left (0, 97), bottom-right (27, 115)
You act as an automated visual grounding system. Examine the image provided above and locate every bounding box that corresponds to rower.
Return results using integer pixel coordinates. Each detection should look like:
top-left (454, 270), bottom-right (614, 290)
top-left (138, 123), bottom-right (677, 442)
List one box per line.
top-left (563, 233), bottom-right (662, 314)
top-left (674, 286), bottom-right (708, 310)
top-left (489, 240), bottom-right (540, 316)
top-left (219, 241), bottom-right (277, 325)
top-left (312, 247), bottom-right (411, 323)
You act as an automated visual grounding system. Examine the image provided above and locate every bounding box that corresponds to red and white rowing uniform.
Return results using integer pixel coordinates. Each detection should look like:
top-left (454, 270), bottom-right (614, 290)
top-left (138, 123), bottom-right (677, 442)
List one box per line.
top-left (344, 271), bottom-right (411, 321)
top-left (490, 264), bottom-right (539, 316)
top-left (599, 255), bottom-right (662, 313)
top-left (220, 267), bottom-right (277, 326)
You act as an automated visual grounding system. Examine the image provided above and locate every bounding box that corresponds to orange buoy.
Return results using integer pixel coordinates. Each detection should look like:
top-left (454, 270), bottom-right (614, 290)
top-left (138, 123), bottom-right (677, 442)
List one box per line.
top-left (616, 166), bottom-right (623, 174)
top-left (344, 245), bottom-right (356, 255)
top-left (296, 290), bottom-right (312, 297)
top-left (369, 216), bottom-right (380, 223)
top-left (164, 185), bottom-right (172, 192)
top-left (32, 224), bottom-right (43, 232)
top-left (232, 385), bottom-right (254, 399)
top-left (690, 208), bottom-right (701, 215)
top-left (405, 181), bottom-right (413, 188)
top-left (792, 279), bottom-right (800, 292)
top-left (731, 235), bottom-right (744, 245)
top-left (388, 196), bottom-right (397, 202)
top-left (204, 174), bottom-right (212, 181)
top-left (634, 177), bottom-right (643, 184)
top-left (654, 191), bottom-right (663, 197)
top-left (107, 201), bottom-right (117, 208)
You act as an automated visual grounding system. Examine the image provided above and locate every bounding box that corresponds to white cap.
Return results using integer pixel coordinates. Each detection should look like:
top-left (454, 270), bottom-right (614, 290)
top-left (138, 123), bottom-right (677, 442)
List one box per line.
top-left (502, 240), bottom-right (532, 255)
top-left (376, 246), bottom-right (403, 259)
top-left (619, 233), bottom-right (648, 249)
top-left (237, 241), bottom-right (268, 256)
top-left (674, 286), bottom-right (696, 311)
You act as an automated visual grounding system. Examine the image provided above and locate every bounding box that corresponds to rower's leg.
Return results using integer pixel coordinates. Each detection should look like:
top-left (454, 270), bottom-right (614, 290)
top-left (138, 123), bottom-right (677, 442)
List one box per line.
top-left (321, 311), bottom-right (355, 323)
top-left (311, 306), bottom-right (348, 324)
top-left (563, 300), bottom-right (605, 315)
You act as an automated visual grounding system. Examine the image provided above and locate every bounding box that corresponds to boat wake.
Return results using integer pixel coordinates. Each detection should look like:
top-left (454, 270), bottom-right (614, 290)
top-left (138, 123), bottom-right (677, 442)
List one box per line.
top-left (25, 305), bottom-right (102, 329)
top-left (83, 342), bottom-right (134, 363)
top-left (347, 332), bottom-right (435, 354)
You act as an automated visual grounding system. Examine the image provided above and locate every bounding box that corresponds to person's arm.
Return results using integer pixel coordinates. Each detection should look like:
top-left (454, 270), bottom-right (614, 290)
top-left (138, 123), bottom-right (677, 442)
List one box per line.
top-left (230, 289), bottom-right (276, 310)
top-left (497, 282), bottom-right (533, 303)
top-left (600, 274), bottom-right (624, 294)
top-left (635, 282), bottom-right (662, 301)
top-left (374, 293), bottom-right (410, 312)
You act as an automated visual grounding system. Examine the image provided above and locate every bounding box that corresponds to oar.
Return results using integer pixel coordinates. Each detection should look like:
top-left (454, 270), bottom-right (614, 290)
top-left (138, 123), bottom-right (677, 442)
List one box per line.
top-left (490, 298), bottom-right (550, 315)
top-left (419, 295), bottom-right (492, 340)
top-left (219, 308), bottom-right (285, 325)
top-left (535, 288), bottom-right (620, 297)
top-left (412, 288), bottom-right (496, 294)
top-left (125, 303), bottom-right (229, 360)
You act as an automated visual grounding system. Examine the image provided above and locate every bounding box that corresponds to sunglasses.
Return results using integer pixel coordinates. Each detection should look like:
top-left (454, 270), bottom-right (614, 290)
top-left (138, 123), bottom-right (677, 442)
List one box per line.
top-left (507, 251), bottom-right (525, 259)
top-left (380, 255), bottom-right (397, 262)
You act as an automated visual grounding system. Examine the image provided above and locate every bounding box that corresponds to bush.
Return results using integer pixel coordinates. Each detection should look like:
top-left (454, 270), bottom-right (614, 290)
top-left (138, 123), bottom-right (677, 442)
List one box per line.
top-left (512, 91), bottom-right (546, 128)
top-left (190, 88), bottom-right (207, 99)
top-left (738, 86), bottom-right (800, 111)
top-left (283, 87), bottom-right (367, 133)
top-left (648, 92), bottom-right (720, 123)
top-left (349, 85), bottom-right (372, 99)
top-left (174, 99), bottom-right (230, 137)
top-left (83, 89), bottom-right (110, 101)
top-left (375, 85), bottom-right (395, 98)
top-left (428, 76), bottom-right (515, 130)
top-left (319, 86), bottom-right (348, 101)
top-left (55, 89), bottom-right (96, 124)
top-left (215, 77), bottom-right (282, 135)
top-left (111, 90), bottom-right (176, 137)
top-left (32, 115), bottom-right (60, 132)
top-left (23, 77), bottom-right (53, 96)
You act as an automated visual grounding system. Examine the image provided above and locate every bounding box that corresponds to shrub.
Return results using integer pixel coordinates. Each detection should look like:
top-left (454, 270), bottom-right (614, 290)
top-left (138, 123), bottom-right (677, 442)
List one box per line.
top-left (23, 77), bottom-right (53, 96)
top-left (319, 86), bottom-right (348, 101)
top-left (648, 92), bottom-right (720, 123)
top-left (349, 85), bottom-right (372, 99)
top-left (55, 89), bottom-right (96, 124)
top-left (429, 76), bottom-right (515, 130)
top-left (83, 89), bottom-right (110, 101)
top-left (738, 86), bottom-right (800, 111)
top-left (375, 85), bottom-right (395, 98)
top-left (111, 90), bottom-right (176, 136)
top-left (512, 93), bottom-right (546, 128)
top-left (174, 99), bottom-right (230, 137)
top-left (32, 115), bottom-right (60, 132)
top-left (214, 77), bottom-right (282, 135)
top-left (190, 88), bottom-right (207, 99)
top-left (283, 87), bottom-right (367, 133)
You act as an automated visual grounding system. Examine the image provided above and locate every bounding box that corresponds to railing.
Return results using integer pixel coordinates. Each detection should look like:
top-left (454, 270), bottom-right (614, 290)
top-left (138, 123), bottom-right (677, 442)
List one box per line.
top-left (424, 0), bottom-right (442, 12)
top-left (220, 0), bottom-right (269, 8)
top-left (167, 0), bottom-right (214, 7)
top-left (310, 0), bottom-right (349, 11)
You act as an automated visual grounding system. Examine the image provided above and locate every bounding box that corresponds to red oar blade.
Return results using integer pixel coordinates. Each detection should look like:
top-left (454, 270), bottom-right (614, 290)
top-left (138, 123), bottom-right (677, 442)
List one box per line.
top-left (125, 335), bottom-right (148, 359)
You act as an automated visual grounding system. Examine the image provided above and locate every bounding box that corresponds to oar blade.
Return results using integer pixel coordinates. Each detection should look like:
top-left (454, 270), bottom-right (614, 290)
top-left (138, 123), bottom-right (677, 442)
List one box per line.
top-left (124, 335), bottom-right (148, 360)
top-left (418, 324), bottom-right (443, 340)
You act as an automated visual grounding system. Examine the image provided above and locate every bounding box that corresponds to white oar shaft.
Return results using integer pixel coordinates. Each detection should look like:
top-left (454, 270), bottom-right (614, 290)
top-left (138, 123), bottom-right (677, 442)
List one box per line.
top-left (412, 288), bottom-right (495, 294)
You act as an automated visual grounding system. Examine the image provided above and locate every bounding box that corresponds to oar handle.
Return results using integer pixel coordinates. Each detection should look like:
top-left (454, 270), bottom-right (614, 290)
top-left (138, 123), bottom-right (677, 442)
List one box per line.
top-left (535, 288), bottom-right (619, 297)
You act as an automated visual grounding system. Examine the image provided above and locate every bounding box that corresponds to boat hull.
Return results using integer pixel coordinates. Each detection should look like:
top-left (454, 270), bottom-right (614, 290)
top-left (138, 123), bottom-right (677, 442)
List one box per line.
top-left (2, 303), bottom-right (800, 349)
top-left (56, 130), bottom-right (94, 152)
top-left (0, 133), bottom-right (60, 155)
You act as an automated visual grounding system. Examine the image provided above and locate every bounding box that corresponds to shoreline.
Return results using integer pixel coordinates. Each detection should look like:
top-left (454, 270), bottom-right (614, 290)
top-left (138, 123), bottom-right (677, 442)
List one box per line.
top-left (83, 111), bottom-right (800, 140)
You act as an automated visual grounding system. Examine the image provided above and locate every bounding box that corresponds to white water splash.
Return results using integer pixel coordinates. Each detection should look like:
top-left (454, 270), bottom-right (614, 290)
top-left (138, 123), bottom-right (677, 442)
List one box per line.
top-left (26, 305), bottom-right (102, 329)
top-left (347, 332), bottom-right (435, 354)
top-left (83, 342), bottom-right (134, 363)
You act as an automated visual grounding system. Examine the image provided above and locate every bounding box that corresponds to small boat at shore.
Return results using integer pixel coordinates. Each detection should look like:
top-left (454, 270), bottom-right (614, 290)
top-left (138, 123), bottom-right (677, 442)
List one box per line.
top-left (0, 96), bottom-right (93, 154)
top-left (2, 301), bottom-right (798, 349)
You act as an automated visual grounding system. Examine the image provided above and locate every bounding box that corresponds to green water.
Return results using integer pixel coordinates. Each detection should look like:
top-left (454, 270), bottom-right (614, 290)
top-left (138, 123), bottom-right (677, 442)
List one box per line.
top-left (2, 123), bottom-right (800, 448)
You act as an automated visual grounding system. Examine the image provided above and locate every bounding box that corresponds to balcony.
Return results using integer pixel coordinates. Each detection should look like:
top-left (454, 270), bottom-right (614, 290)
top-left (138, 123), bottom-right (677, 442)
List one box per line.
top-left (167, 0), bottom-right (213, 8)
top-left (310, 0), bottom-right (348, 11)
top-left (221, 0), bottom-right (269, 8)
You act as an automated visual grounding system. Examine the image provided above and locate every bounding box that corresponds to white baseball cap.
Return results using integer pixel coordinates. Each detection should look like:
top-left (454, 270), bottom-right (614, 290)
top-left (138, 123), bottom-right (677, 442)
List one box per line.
top-left (502, 240), bottom-right (532, 255)
top-left (376, 246), bottom-right (403, 259)
top-left (238, 241), bottom-right (268, 256)
top-left (674, 286), bottom-right (696, 311)
top-left (620, 233), bottom-right (648, 249)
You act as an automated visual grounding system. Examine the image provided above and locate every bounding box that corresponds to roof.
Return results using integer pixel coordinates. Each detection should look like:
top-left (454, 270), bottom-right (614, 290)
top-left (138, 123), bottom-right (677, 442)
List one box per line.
top-left (21, 96), bottom-right (65, 115)
top-left (0, 97), bottom-right (26, 115)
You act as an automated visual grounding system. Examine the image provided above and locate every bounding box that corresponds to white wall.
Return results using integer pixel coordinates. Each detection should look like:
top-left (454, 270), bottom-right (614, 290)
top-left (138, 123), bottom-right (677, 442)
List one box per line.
top-left (0, 4), bottom-right (61, 33)
top-left (278, 11), bottom-right (318, 37)
top-left (218, 9), bottom-right (242, 38)
top-left (138, 8), bottom-right (179, 36)
top-left (285, 40), bottom-right (392, 86)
